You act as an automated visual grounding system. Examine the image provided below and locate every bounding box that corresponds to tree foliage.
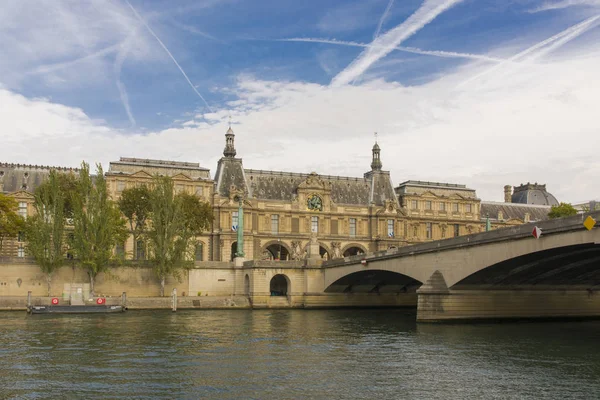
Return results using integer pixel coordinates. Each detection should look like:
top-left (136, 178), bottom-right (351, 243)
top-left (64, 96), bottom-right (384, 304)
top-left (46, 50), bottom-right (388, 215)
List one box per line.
top-left (70, 162), bottom-right (128, 295)
top-left (146, 176), bottom-right (212, 296)
top-left (548, 202), bottom-right (578, 219)
top-left (0, 193), bottom-right (24, 252)
top-left (23, 170), bottom-right (68, 296)
top-left (118, 185), bottom-right (151, 259)
top-left (35, 171), bottom-right (79, 219)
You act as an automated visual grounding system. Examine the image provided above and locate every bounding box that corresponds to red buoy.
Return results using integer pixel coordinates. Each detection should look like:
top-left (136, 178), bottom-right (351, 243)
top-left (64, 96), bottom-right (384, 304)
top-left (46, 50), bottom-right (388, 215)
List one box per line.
top-left (51, 298), bottom-right (59, 305)
top-left (96, 298), bottom-right (105, 305)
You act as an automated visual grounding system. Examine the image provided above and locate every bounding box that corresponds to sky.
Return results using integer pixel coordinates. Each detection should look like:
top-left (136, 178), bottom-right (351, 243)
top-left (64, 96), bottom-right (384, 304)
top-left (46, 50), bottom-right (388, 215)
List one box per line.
top-left (1, 0), bottom-right (600, 203)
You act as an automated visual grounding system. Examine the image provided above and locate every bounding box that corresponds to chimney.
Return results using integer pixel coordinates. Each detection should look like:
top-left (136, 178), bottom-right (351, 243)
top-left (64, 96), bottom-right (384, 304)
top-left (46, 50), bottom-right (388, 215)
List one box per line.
top-left (504, 185), bottom-right (512, 203)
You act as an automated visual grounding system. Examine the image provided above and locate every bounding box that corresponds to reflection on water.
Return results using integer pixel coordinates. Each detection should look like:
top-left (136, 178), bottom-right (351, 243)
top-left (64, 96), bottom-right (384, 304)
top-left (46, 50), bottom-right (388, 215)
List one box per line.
top-left (1, 310), bottom-right (600, 399)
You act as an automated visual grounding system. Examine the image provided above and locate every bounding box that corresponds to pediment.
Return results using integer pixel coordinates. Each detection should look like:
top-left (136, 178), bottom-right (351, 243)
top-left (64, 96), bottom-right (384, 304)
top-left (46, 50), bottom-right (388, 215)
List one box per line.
top-left (171, 173), bottom-right (193, 181)
top-left (7, 190), bottom-right (34, 199)
top-left (420, 191), bottom-right (440, 198)
top-left (297, 172), bottom-right (331, 192)
top-left (129, 171), bottom-right (154, 179)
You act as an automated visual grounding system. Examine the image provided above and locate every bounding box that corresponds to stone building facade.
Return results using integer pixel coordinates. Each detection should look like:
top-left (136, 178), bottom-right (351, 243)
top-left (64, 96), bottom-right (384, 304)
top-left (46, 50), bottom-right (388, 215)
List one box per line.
top-left (0, 127), bottom-right (558, 261)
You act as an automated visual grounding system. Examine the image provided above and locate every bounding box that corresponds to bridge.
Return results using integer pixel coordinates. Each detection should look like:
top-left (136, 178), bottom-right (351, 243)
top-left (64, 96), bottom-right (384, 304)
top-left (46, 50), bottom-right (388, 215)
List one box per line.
top-left (233, 211), bottom-right (600, 321)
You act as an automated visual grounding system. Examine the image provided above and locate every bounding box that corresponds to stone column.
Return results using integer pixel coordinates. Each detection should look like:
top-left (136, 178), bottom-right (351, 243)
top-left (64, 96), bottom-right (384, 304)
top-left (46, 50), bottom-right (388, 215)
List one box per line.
top-left (235, 198), bottom-right (245, 257)
top-left (305, 233), bottom-right (322, 267)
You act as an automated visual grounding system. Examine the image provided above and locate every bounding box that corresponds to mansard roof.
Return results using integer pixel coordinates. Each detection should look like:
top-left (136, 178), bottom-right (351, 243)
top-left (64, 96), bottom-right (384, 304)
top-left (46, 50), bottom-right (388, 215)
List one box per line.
top-left (0, 162), bottom-right (78, 194)
top-left (242, 169), bottom-right (398, 206)
top-left (481, 201), bottom-right (551, 222)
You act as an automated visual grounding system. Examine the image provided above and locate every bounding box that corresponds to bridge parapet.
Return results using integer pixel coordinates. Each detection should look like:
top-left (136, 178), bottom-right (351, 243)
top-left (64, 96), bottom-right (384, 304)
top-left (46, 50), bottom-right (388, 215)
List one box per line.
top-left (323, 211), bottom-right (600, 268)
top-left (242, 259), bottom-right (306, 269)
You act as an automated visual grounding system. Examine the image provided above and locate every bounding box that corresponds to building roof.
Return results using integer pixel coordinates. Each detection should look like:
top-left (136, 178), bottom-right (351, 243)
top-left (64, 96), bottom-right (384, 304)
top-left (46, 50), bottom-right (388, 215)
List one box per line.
top-left (511, 183), bottom-right (558, 206)
top-left (108, 157), bottom-right (211, 180)
top-left (396, 180), bottom-right (475, 192)
top-left (0, 163), bottom-right (78, 194)
top-left (481, 201), bottom-right (551, 222)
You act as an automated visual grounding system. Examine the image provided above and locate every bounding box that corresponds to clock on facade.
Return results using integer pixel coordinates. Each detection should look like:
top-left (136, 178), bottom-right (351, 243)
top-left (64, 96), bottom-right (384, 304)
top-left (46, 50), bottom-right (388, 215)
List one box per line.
top-left (307, 194), bottom-right (323, 211)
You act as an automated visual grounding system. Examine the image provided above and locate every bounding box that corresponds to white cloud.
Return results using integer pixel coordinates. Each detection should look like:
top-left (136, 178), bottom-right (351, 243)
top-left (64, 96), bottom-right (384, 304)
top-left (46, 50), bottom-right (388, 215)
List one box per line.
top-left (2, 36), bottom-right (600, 204)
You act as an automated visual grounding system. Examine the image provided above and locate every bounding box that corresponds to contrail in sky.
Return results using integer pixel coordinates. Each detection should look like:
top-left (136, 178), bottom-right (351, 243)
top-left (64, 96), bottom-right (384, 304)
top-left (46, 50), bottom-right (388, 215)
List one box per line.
top-left (331, 0), bottom-right (465, 87)
top-left (522, 15), bottom-right (600, 61)
top-left (28, 43), bottom-right (121, 75)
top-left (114, 37), bottom-right (137, 127)
top-left (125, 0), bottom-right (213, 112)
top-left (279, 38), bottom-right (505, 63)
top-left (373, 0), bottom-right (395, 40)
top-left (460, 15), bottom-right (600, 86)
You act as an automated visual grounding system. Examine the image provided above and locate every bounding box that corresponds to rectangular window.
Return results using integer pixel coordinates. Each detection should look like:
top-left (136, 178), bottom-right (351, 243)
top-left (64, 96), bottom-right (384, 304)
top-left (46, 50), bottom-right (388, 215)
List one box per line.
top-left (117, 181), bottom-right (125, 192)
top-left (349, 218), bottom-right (356, 237)
top-left (387, 219), bottom-right (394, 238)
top-left (465, 204), bottom-right (472, 213)
top-left (271, 214), bottom-right (279, 234)
top-left (136, 240), bottom-right (146, 260)
top-left (425, 201), bottom-right (432, 210)
top-left (411, 200), bottom-right (418, 210)
top-left (439, 202), bottom-right (446, 211)
top-left (18, 246), bottom-right (25, 258)
top-left (453, 203), bottom-right (459, 213)
top-left (232, 211), bottom-right (239, 230)
top-left (116, 242), bottom-right (125, 257)
top-left (195, 243), bottom-right (204, 261)
top-left (18, 231), bottom-right (23, 242)
top-left (454, 224), bottom-right (460, 237)
top-left (18, 202), bottom-right (27, 218)
top-left (311, 216), bottom-right (318, 233)
top-left (195, 186), bottom-right (203, 196)
top-left (426, 223), bottom-right (432, 239)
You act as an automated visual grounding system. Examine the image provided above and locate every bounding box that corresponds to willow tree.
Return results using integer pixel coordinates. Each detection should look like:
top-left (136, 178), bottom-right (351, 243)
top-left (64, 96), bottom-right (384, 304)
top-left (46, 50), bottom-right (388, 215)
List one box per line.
top-left (70, 162), bottom-right (128, 296)
top-left (0, 193), bottom-right (24, 253)
top-left (147, 176), bottom-right (212, 296)
top-left (23, 170), bottom-right (69, 296)
top-left (118, 185), bottom-right (151, 260)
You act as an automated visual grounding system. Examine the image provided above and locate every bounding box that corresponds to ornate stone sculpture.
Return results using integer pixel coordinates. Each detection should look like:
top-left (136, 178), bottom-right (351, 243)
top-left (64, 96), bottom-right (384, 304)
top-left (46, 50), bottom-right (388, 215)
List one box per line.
top-left (331, 242), bottom-right (343, 259)
top-left (291, 241), bottom-right (304, 260)
top-left (307, 194), bottom-right (323, 211)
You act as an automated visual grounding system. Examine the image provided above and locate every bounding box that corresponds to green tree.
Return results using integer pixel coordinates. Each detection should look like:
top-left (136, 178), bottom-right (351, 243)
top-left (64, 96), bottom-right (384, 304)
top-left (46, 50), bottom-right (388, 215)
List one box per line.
top-left (70, 162), bottom-right (128, 296)
top-left (23, 171), bottom-right (68, 296)
top-left (548, 202), bottom-right (578, 219)
top-left (0, 193), bottom-right (24, 253)
top-left (147, 176), bottom-right (212, 296)
top-left (118, 185), bottom-right (151, 259)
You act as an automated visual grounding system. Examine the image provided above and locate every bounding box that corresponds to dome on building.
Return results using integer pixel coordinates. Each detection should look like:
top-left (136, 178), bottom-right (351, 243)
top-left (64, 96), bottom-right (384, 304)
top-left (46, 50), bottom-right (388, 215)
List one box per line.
top-left (511, 183), bottom-right (558, 206)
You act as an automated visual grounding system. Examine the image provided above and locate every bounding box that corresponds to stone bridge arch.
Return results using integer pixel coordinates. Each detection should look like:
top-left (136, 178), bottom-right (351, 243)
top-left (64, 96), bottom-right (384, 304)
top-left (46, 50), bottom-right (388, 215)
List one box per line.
top-left (323, 227), bottom-right (600, 291)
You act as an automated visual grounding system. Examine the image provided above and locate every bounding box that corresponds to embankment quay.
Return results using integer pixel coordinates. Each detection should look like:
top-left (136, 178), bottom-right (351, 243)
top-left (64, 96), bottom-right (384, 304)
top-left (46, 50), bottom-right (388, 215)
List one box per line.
top-left (2, 212), bottom-right (599, 322)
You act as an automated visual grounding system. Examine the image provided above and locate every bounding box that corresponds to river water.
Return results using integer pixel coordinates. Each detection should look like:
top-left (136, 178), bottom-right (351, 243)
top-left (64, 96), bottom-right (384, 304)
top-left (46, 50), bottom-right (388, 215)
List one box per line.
top-left (1, 310), bottom-right (599, 399)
